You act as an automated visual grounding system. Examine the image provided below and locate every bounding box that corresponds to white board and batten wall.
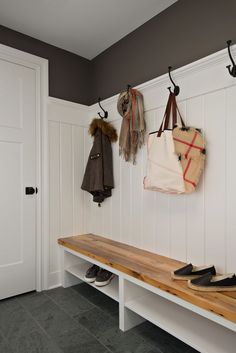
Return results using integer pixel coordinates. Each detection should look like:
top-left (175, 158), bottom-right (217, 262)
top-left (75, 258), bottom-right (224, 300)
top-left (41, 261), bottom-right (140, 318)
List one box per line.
top-left (47, 98), bottom-right (89, 288)
top-left (48, 46), bottom-right (236, 289)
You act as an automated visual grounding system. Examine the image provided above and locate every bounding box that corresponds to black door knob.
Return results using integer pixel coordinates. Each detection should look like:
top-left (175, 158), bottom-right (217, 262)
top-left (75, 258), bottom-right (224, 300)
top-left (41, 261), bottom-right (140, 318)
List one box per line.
top-left (25, 187), bottom-right (37, 195)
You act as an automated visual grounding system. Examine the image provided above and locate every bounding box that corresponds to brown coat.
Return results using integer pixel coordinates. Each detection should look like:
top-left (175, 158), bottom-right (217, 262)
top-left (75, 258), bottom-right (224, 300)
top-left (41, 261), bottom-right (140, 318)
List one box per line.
top-left (81, 119), bottom-right (118, 204)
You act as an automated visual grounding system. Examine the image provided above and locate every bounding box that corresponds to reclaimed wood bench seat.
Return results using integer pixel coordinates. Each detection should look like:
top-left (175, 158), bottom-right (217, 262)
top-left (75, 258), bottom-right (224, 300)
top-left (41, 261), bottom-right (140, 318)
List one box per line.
top-left (58, 233), bottom-right (236, 353)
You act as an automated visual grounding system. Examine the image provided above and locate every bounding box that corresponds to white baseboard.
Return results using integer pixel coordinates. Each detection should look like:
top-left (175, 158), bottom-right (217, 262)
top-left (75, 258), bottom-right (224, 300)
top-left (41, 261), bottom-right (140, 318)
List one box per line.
top-left (47, 271), bottom-right (61, 289)
top-left (47, 270), bottom-right (82, 290)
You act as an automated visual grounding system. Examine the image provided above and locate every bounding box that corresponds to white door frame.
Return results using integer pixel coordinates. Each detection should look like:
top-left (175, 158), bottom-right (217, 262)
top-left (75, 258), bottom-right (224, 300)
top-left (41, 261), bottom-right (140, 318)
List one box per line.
top-left (0, 44), bottom-right (49, 292)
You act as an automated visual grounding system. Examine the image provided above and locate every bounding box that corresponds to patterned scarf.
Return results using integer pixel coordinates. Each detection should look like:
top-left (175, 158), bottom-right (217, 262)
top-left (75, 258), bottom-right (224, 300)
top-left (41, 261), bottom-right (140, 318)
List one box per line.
top-left (117, 88), bottom-right (145, 163)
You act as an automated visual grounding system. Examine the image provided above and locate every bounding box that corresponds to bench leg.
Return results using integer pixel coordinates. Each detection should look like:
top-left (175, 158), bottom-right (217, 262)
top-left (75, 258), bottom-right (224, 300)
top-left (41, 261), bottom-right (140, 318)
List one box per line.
top-left (119, 306), bottom-right (145, 332)
top-left (119, 277), bottom-right (145, 331)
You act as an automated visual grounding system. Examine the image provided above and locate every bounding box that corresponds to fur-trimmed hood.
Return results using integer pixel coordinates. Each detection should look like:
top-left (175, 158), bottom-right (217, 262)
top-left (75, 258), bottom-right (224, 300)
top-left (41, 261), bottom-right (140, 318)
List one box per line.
top-left (89, 118), bottom-right (118, 143)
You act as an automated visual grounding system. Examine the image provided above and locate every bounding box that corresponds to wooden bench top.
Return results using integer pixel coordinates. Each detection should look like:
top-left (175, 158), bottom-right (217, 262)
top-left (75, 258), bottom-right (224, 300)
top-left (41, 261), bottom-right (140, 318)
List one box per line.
top-left (58, 233), bottom-right (236, 324)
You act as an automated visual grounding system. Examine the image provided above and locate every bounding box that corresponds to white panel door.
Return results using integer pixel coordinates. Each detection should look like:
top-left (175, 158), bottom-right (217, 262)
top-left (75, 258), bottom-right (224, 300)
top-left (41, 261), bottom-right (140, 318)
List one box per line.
top-left (0, 57), bottom-right (37, 299)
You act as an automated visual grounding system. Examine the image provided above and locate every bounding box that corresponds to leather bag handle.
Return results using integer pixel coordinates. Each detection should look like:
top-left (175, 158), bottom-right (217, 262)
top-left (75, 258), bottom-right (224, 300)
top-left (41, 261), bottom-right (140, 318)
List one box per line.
top-left (157, 93), bottom-right (185, 137)
top-left (157, 93), bottom-right (173, 137)
top-left (172, 94), bottom-right (186, 128)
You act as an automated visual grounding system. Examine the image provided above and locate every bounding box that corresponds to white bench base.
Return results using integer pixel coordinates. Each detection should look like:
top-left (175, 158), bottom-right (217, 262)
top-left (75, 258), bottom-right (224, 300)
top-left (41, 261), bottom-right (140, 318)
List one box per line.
top-left (60, 246), bottom-right (236, 353)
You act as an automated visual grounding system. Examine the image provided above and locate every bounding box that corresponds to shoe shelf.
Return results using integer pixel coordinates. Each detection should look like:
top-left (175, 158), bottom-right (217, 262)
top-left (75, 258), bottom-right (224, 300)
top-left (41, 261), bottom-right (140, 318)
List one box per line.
top-left (122, 279), bottom-right (217, 351)
top-left (121, 278), bottom-right (236, 353)
top-left (66, 262), bottom-right (119, 302)
top-left (61, 249), bottom-right (119, 302)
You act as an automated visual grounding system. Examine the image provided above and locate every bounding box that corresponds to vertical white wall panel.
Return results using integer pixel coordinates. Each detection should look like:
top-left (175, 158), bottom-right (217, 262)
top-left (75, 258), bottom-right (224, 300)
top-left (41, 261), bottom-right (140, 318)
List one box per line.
top-left (155, 193), bottom-right (171, 257)
top-left (73, 126), bottom-right (85, 234)
top-left (60, 123), bottom-right (73, 236)
top-left (49, 121), bottom-right (60, 274)
top-left (48, 99), bottom-right (88, 288)
top-left (102, 196), bottom-right (112, 238)
top-left (83, 129), bottom-right (92, 234)
top-left (204, 91), bottom-right (226, 273)
top-left (130, 151), bottom-right (143, 248)
top-left (111, 120), bottom-right (121, 241)
top-left (225, 86), bottom-right (236, 273)
top-left (120, 158), bottom-right (132, 245)
top-left (91, 203), bottom-right (104, 236)
top-left (169, 196), bottom-right (187, 261)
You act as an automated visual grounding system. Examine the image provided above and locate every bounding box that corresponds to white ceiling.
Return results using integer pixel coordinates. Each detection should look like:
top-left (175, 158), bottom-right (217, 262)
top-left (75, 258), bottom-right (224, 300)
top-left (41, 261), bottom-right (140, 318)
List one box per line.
top-left (0, 0), bottom-right (177, 59)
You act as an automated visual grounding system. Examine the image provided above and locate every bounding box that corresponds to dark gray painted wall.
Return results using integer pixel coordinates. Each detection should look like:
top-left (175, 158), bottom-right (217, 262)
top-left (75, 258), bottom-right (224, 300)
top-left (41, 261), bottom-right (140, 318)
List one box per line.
top-left (1, 0), bottom-right (236, 106)
top-left (89, 0), bottom-right (236, 104)
top-left (0, 25), bottom-right (91, 105)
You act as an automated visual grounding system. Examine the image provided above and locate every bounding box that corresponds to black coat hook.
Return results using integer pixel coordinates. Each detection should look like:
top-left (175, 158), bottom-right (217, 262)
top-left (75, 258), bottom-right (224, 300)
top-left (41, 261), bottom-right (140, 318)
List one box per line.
top-left (127, 84), bottom-right (131, 93)
top-left (226, 40), bottom-right (236, 77)
top-left (97, 97), bottom-right (108, 119)
top-left (167, 66), bottom-right (180, 96)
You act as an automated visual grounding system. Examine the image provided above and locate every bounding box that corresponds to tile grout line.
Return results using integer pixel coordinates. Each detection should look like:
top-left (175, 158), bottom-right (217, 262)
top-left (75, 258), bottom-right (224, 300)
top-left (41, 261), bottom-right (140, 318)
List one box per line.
top-left (14, 295), bottom-right (64, 353)
top-left (0, 329), bottom-right (13, 352)
top-left (13, 286), bottom-right (184, 353)
top-left (44, 286), bottom-right (157, 353)
top-left (43, 289), bottom-right (115, 353)
top-left (68, 285), bottom-right (160, 351)
top-left (70, 284), bottom-right (119, 318)
top-left (70, 285), bottom-right (169, 352)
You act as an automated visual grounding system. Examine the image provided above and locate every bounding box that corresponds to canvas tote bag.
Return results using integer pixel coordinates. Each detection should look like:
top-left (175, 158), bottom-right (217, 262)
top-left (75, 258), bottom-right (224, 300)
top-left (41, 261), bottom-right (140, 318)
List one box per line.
top-left (172, 126), bottom-right (205, 194)
top-left (144, 93), bottom-right (185, 194)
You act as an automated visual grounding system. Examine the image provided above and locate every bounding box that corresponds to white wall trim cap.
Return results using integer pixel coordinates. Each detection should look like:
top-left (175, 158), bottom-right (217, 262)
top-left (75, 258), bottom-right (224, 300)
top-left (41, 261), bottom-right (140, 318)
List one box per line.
top-left (89, 44), bottom-right (236, 110)
top-left (48, 97), bottom-right (89, 111)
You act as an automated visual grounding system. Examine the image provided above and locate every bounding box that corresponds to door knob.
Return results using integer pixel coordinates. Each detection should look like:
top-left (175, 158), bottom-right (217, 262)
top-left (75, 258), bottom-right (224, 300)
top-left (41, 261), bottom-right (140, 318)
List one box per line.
top-left (25, 187), bottom-right (38, 195)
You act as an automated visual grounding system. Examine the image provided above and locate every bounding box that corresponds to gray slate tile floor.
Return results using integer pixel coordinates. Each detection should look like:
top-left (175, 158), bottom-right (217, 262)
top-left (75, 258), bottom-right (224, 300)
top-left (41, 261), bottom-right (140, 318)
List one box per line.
top-left (0, 283), bottom-right (199, 353)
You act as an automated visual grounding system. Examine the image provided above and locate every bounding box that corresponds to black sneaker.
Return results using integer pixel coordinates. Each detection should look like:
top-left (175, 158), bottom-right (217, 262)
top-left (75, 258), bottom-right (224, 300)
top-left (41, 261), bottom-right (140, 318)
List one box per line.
top-left (95, 269), bottom-right (114, 287)
top-left (84, 265), bottom-right (100, 283)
